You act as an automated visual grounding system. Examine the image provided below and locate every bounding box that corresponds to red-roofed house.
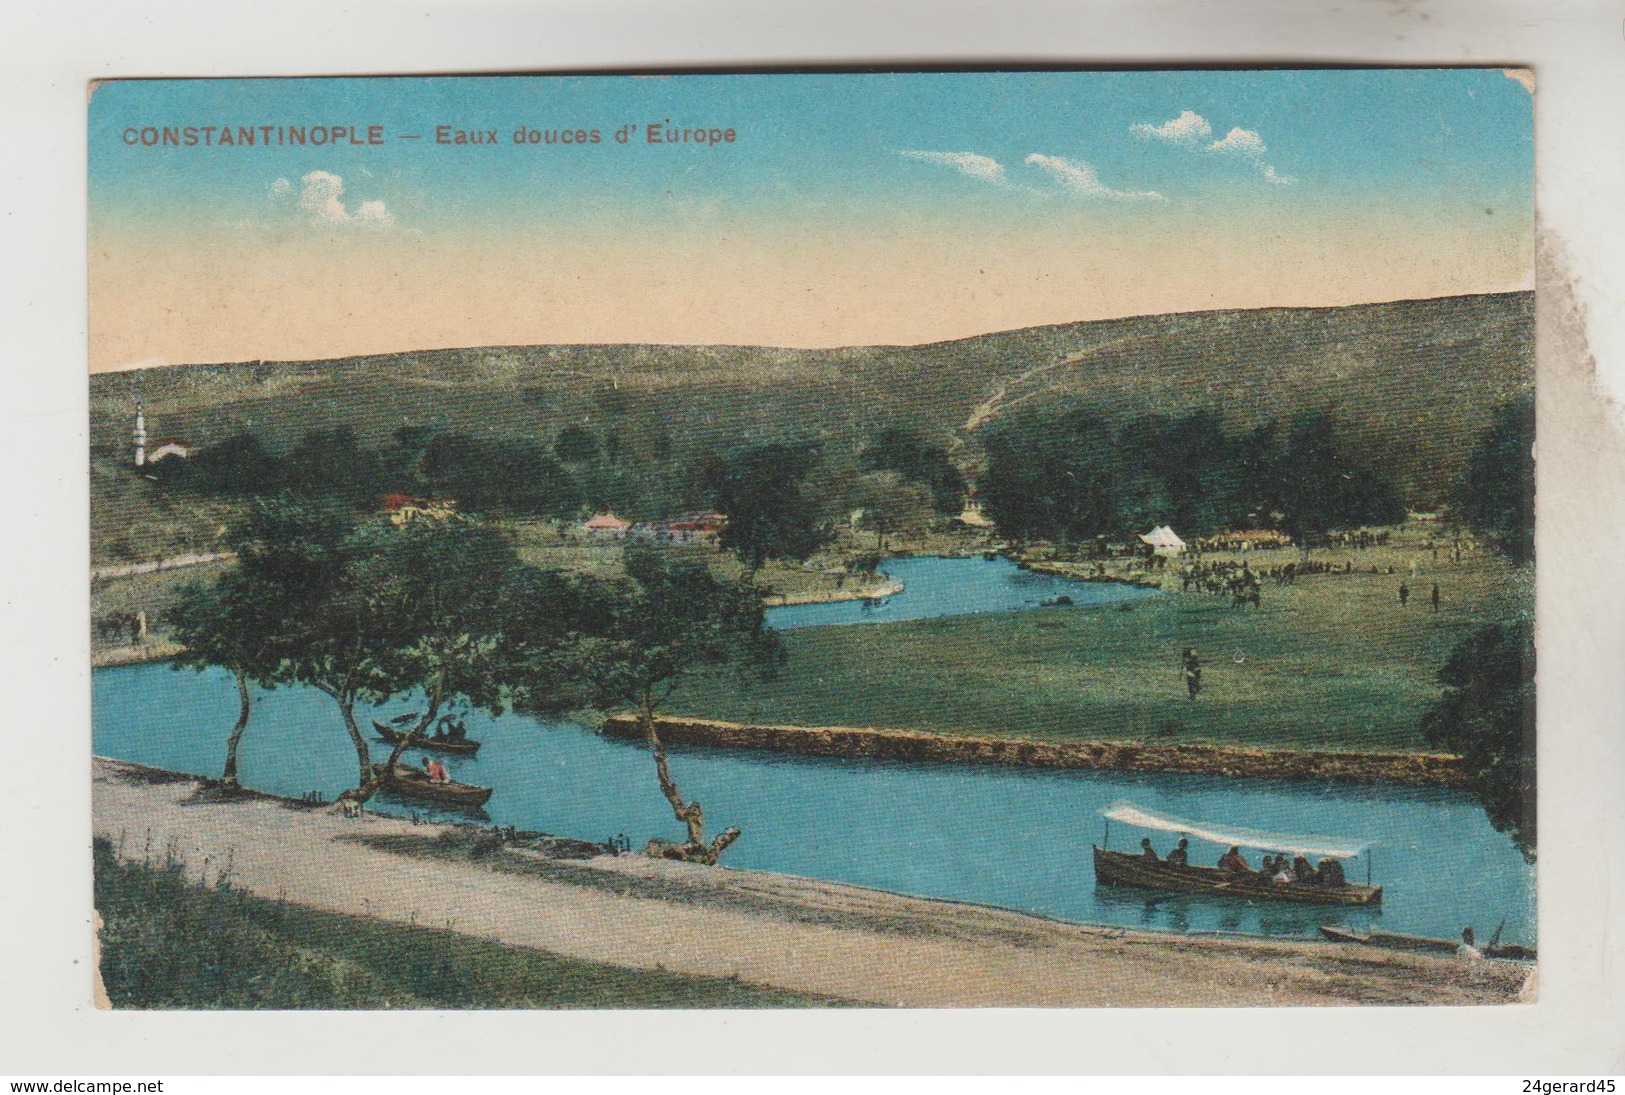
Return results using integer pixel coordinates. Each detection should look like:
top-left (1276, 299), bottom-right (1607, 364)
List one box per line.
top-left (583, 512), bottom-right (632, 539)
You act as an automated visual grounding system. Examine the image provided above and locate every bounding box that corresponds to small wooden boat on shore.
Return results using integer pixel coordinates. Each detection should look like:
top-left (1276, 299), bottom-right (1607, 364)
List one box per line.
top-left (378, 762), bottom-right (493, 809)
top-left (1093, 801), bottom-right (1383, 907)
top-left (373, 721), bottom-right (481, 755)
top-left (1318, 925), bottom-right (1535, 960)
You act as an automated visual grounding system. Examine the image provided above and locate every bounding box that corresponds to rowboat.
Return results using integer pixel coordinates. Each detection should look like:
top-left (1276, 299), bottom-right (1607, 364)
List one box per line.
top-left (373, 721), bottom-right (482, 755)
top-left (378, 762), bottom-right (493, 809)
top-left (1093, 801), bottom-right (1383, 907)
top-left (1318, 925), bottom-right (1535, 960)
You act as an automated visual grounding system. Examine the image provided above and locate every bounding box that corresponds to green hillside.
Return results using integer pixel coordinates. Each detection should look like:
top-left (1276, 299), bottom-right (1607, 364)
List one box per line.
top-left (90, 291), bottom-right (1532, 560)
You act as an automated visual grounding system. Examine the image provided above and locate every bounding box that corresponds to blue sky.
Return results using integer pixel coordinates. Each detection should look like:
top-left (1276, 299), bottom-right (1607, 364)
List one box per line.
top-left (88, 70), bottom-right (1534, 368)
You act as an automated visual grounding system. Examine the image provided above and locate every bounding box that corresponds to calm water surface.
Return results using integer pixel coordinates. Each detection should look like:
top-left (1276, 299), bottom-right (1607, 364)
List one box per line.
top-left (94, 661), bottom-right (1534, 945)
top-left (765, 554), bottom-right (1158, 629)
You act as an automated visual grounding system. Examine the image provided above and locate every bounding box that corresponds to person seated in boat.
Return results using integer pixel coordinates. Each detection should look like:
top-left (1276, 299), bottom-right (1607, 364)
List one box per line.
top-left (1292, 854), bottom-right (1316, 883)
top-left (432, 716), bottom-right (450, 740)
top-left (1139, 838), bottom-right (1160, 863)
top-left (422, 757), bottom-right (450, 784)
top-left (1164, 838), bottom-right (1189, 868)
top-left (1315, 857), bottom-right (1347, 887)
top-left (1271, 856), bottom-right (1295, 884)
top-left (448, 719), bottom-right (467, 742)
top-left (1218, 845), bottom-right (1251, 873)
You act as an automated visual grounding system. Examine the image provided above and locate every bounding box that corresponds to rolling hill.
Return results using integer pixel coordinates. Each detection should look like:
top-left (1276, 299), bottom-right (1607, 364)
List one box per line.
top-left (89, 291), bottom-right (1532, 560)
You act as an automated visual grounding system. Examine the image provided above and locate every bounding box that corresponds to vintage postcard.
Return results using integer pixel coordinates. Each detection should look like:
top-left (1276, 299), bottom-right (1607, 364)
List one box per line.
top-left (88, 70), bottom-right (1536, 1009)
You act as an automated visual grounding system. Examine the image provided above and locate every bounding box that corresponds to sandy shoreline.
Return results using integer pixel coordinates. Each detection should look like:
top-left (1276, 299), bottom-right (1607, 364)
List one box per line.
top-left (91, 757), bottom-right (1529, 1008)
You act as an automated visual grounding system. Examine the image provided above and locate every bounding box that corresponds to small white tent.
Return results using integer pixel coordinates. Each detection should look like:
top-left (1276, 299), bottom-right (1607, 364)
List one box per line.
top-left (1138, 525), bottom-right (1187, 556)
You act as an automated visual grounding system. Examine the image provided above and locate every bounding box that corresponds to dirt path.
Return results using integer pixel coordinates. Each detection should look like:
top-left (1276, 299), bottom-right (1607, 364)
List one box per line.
top-left (91, 758), bottom-right (1530, 1008)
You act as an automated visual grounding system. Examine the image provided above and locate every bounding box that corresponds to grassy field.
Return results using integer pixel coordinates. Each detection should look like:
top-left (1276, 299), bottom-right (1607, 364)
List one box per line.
top-left (668, 536), bottom-right (1532, 753)
top-left (93, 838), bottom-right (848, 1009)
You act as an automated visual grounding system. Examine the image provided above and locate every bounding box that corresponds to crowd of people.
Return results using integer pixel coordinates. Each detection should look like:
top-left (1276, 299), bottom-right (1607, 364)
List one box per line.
top-left (1138, 836), bottom-right (1349, 887)
top-left (1177, 559), bottom-right (1265, 607)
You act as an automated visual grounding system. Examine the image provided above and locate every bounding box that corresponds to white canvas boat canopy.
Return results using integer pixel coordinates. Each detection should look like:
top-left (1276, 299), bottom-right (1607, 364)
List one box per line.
top-left (1101, 801), bottom-right (1373, 859)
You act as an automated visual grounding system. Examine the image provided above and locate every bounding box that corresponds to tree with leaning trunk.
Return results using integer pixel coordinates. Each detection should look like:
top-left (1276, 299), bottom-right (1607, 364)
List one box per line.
top-left (166, 497), bottom-right (352, 787)
top-left (282, 514), bottom-right (526, 803)
top-left (509, 545), bottom-right (784, 864)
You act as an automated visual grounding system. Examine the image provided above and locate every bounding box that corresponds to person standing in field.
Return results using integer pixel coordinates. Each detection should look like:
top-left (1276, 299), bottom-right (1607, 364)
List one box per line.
top-left (1182, 648), bottom-right (1202, 700)
top-left (1398, 581), bottom-right (1410, 607)
top-left (1431, 582), bottom-right (1441, 612)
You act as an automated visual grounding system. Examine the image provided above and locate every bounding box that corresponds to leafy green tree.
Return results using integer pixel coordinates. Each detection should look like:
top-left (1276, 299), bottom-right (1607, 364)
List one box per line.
top-left (390, 429), bottom-right (581, 518)
top-left (1421, 621), bottom-right (1536, 859)
top-left (510, 547), bottom-right (784, 863)
top-left (847, 471), bottom-right (936, 551)
top-left (703, 443), bottom-right (831, 573)
top-left (278, 515), bottom-right (527, 800)
top-left (355, 519), bottom-right (535, 781)
top-left (283, 428), bottom-right (384, 504)
top-left (553, 425), bottom-right (602, 464)
top-left (860, 428), bottom-right (967, 514)
top-left (1273, 411), bottom-right (1404, 541)
top-left (172, 434), bottom-right (285, 496)
top-left (1454, 395), bottom-right (1535, 565)
top-left (979, 409), bottom-right (1122, 544)
top-left (478, 440), bottom-right (581, 517)
top-left (167, 497), bottom-right (353, 785)
top-left (1122, 411), bottom-right (1247, 537)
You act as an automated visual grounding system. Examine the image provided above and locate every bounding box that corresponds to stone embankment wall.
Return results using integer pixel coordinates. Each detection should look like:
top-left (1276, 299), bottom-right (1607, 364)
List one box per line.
top-left (600, 715), bottom-right (1466, 788)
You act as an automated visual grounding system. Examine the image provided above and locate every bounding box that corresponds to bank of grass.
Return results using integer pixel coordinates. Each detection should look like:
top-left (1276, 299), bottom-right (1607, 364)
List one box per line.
top-left (93, 838), bottom-right (849, 1009)
top-left (669, 547), bottom-right (1532, 753)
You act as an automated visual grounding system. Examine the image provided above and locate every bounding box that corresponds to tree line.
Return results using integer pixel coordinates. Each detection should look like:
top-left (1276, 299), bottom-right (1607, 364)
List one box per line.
top-left (152, 422), bottom-right (967, 538)
top-left (978, 406), bottom-right (1406, 545)
top-left (170, 500), bottom-right (783, 864)
top-left (153, 426), bottom-right (587, 517)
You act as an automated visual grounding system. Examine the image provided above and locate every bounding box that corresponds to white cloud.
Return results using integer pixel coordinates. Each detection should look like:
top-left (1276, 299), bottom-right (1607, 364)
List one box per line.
top-left (1205, 127), bottom-right (1295, 185)
top-left (1206, 126), bottom-right (1268, 158)
top-left (898, 149), bottom-right (1009, 186)
top-left (279, 170), bottom-right (396, 228)
top-left (1023, 154), bottom-right (1164, 202)
top-left (1130, 110), bottom-right (1212, 144)
top-left (298, 170), bottom-right (351, 223)
top-left (1131, 112), bottom-right (1295, 186)
top-left (354, 199), bottom-right (396, 227)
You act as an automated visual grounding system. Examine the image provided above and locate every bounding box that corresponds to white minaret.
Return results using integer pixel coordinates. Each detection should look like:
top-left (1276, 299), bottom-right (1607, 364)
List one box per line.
top-left (134, 400), bottom-right (147, 467)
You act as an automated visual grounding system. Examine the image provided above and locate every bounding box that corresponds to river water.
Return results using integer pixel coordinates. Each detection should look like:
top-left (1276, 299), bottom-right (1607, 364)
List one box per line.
top-left (90, 555), bottom-right (1535, 946)
top-left (768, 554), bottom-right (1158, 628)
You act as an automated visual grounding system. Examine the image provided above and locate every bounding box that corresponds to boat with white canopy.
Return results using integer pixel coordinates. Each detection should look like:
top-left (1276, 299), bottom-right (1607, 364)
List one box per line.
top-left (1093, 801), bottom-right (1383, 907)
